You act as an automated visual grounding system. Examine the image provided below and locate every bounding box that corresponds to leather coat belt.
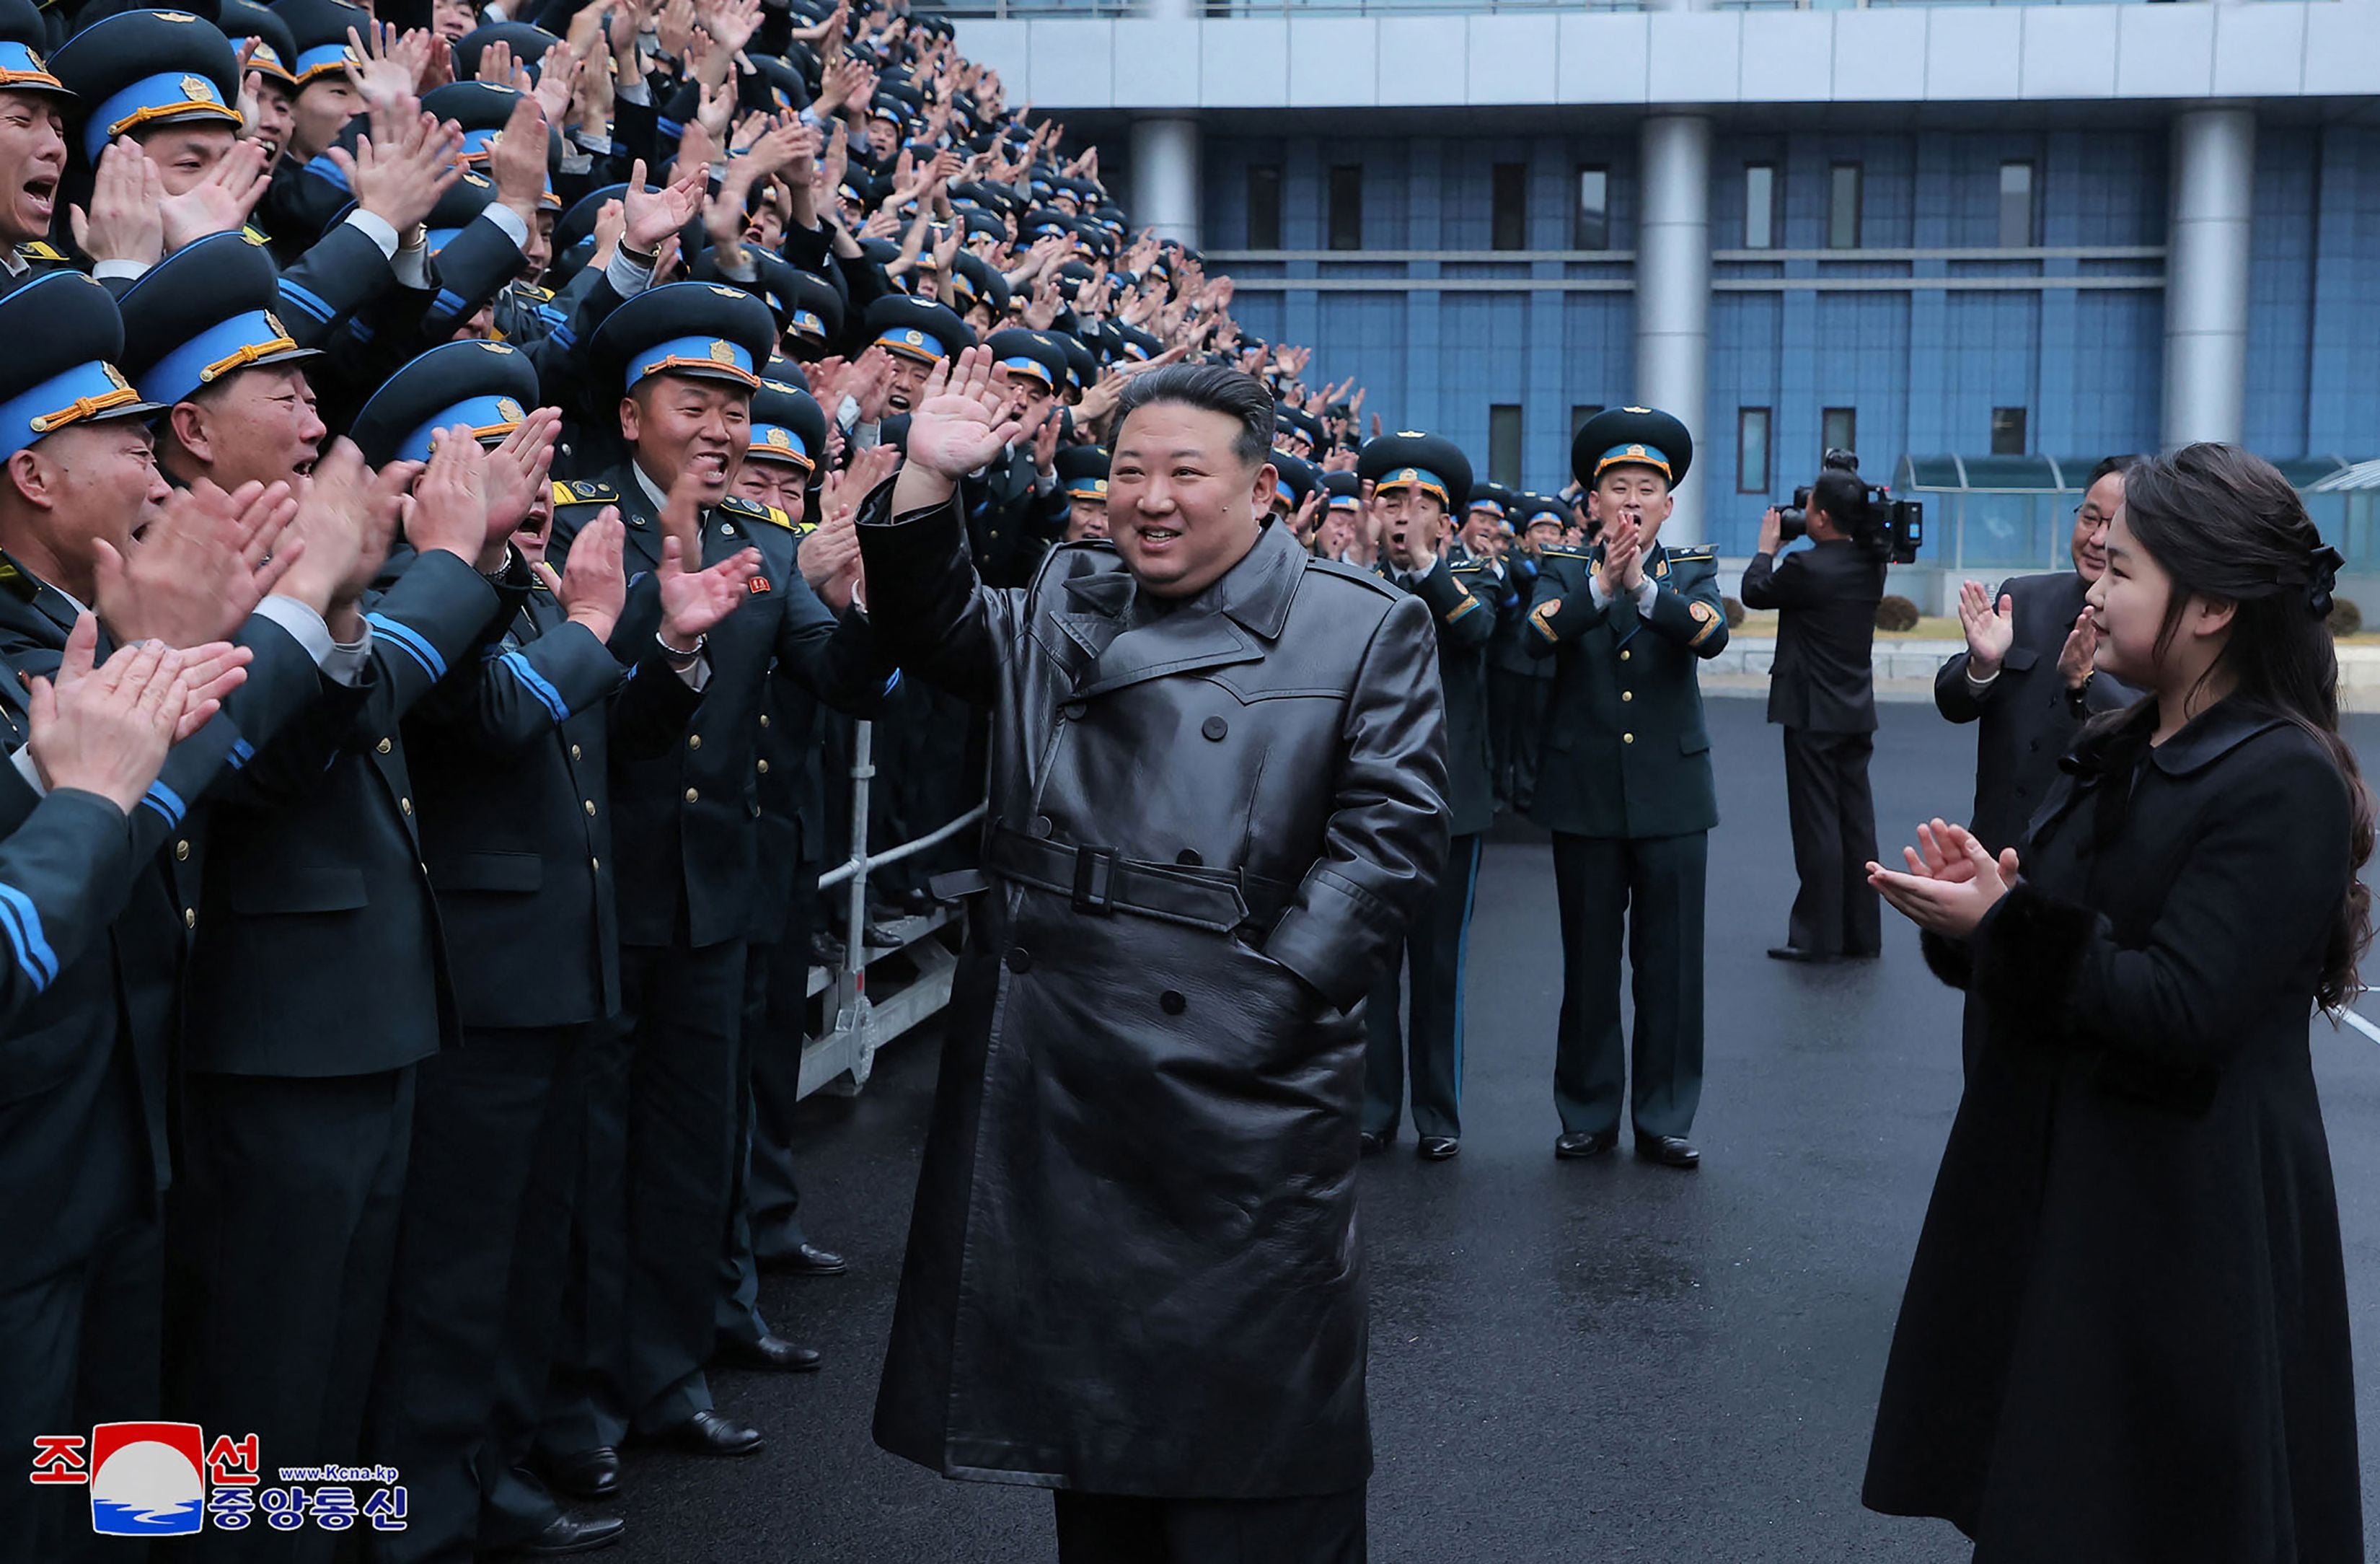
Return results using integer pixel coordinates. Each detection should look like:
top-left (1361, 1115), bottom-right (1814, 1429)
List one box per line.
top-left (971, 825), bottom-right (1294, 935)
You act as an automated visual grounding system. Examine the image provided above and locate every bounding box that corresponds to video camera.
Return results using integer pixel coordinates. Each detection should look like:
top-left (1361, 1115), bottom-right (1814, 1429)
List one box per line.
top-left (1776, 449), bottom-right (1925, 566)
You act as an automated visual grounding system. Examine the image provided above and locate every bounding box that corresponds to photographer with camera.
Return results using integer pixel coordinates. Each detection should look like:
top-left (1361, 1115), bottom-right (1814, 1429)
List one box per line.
top-left (1742, 452), bottom-right (1890, 964)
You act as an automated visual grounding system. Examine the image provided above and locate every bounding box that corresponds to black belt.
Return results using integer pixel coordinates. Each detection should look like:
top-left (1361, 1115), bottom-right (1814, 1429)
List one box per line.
top-left (971, 825), bottom-right (1292, 935)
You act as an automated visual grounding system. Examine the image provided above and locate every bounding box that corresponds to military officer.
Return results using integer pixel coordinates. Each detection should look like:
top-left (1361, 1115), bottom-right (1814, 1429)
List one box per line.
top-left (1460, 480), bottom-right (1515, 563)
top-left (537, 283), bottom-right (882, 1493)
top-left (0, 1), bottom-right (77, 289)
top-left (1357, 432), bottom-right (1496, 1160)
top-left (1488, 491), bottom-right (1566, 814)
top-left (1053, 443), bottom-right (1109, 542)
top-left (861, 291), bottom-right (974, 423)
top-left (1527, 408), bottom-right (1727, 1169)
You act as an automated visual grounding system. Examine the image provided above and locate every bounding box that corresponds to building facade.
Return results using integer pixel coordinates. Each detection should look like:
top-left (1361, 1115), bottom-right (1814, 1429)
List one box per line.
top-left (954, 0), bottom-right (2380, 576)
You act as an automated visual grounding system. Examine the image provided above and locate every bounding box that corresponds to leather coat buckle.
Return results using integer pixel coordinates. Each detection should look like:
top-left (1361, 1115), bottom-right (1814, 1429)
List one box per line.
top-left (1072, 845), bottom-right (1118, 915)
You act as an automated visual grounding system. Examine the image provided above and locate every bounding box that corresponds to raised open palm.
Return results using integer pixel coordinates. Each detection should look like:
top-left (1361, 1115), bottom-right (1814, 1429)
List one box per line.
top-left (904, 347), bottom-right (1023, 480)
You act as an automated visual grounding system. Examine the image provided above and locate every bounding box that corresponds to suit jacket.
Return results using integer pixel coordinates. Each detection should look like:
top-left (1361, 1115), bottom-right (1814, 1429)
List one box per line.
top-left (182, 550), bottom-right (516, 1078)
top-left (1383, 555), bottom-right (1498, 838)
top-left (0, 571), bottom-right (332, 1288)
top-left (1525, 542), bottom-right (1730, 840)
top-left (1933, 570), bottom-right (2132, 855)
top-left (547, 464), bottom-right (887, 949)
top-left (1486, 553), bottom-right (1554, 681)
top-left (1740, 538), bottom-right (1885, 734)
top-left (405, 584), bottom-right (703, 1031)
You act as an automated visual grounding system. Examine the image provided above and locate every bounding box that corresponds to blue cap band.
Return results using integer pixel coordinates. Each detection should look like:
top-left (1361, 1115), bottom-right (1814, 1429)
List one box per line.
top-left (1469, 498), bottom-right (1505, 517)
top-left (628, 333), bottom-right (759, 390)
top-left (997, 355), bottom-right (1052, 387)
top-left (397, 392), bottom-right (531, 464)
top-left (0, 42), bottom-right (67, 95)
top-left (426, 226), bottom-right (467, 254)
top-left (789, 309), bottom-right (825, 339)
top-left (230, 38), bottom-right (295, 83)
top-left (294, 43), bottom-right (353, 82)
top-left (459, 126), bottom-right (501, 160)
top-left (747, 423), bottom-right (812, 466)
top-left (1375, 465), bottom-right (1449, 504)
top-left (874, 325), bottom-right (945, 361)
top-left (1328, 493), bottom-right (1360, 511)
top-left (88, 70), bottom-right (237, 160)
top-left (138, 308), bottom-right (301, 408)
top-left (1063, 475), bottom-right (1106, 499)
top-left (1595, 441), bottom-right (1672, 480)
top-left (0, 359), bottom-right (146, 460)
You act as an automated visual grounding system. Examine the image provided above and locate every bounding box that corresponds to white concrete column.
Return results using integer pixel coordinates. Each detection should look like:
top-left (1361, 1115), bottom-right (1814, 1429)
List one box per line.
top-left (1635, 114), bottom-right (1712, 545)
top-left (1131, 116), bottom-right (1202, 250)
top-left (2162, 107), bottom-right (2254, 449)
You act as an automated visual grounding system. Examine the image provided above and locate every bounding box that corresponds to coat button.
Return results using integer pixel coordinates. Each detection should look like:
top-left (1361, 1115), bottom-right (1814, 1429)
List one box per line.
top-left (756, 760), bottom-right (770, 775)
top-left (1176, 848), bottom-right (1202, 866)
top-left (591, 857), bottom-right (600, 871)
top-left (1202, 716), bottom-right (1227, 741)
top-left (583, 799), bottom-right (596, 816)
top-left (688, 734), bottom-right (702, 750)
top-left (400, 796), bottom-right (413, 814)
top-left (759, 714), bottom-right (770, 729)
top-left (570, 743), bottom-right (583, 760)
top-left (1621, 690), bottom-right (1634, 703)
top-left (1031, 814), bottom-right (1053, 838)
top-left (1061, 700), bottom-right (1085, 721)
top-left (1622, 732), bottom-right (1635, 744)
top-left (1620, 649), bottom-right (1631, 662)
top-left (685, 787), bottom-right (700, 803)
top-left (376, 737), bottom-right (392, 754)
top-left (175, 839), bottom-right (189, 861)
top-left (1007, 946), bottom-right (1032, 973)
top-left (1159, 990), bottom-right (1186, 1015)
top-left (184, 908), bottom-right (196, 928)
top-left (720, 522), bottom-right (738, 537)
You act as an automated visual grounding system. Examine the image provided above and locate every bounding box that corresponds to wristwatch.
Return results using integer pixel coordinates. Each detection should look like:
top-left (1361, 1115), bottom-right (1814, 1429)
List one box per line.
top-left (2063, 671), bottom-right (2094, 716)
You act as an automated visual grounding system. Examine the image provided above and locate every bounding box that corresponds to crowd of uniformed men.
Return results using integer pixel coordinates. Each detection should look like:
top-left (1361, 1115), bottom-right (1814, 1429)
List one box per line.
top-left (0, 0), bottom-right (1740, 1554)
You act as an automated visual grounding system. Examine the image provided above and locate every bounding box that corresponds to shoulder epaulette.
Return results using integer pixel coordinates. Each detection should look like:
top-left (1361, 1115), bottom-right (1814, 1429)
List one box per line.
top-left (1665, 545), bottom-right (1716, 563)
top-left (514, 282), bottom-right (555, 302)
top-left (718, 495), bottom-right (792, 528)
top-left (19, 241), bottom-right (62, 261)
top-left (1538, 544), bottom-right (1590, 559)
top-left (1305, 556), bottom-right (1403, 599)
top-left (0, 551), bottom-right (40, 603)
top-left (553, 479), bottom-right (617, 506)
top-left (240, 225), bottom-right (270, 247)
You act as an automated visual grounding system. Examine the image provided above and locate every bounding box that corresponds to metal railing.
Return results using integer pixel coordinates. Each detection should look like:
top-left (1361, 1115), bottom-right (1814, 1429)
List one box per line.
top-left (795, 719), bottom-right (988, 1099)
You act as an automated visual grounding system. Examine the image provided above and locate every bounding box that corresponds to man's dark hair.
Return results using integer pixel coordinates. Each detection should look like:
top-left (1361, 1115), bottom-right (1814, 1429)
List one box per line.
top-left (1114, 364), bottom-right (1275, 470)
top-left (2089, 454), bottom-right (2140, 486)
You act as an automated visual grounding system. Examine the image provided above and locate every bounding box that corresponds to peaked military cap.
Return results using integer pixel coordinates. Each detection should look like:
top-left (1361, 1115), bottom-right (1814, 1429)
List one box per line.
top-left (1273, 403), bottom-right (1321, 450)
top-left (422, 167), bottom-right (500, 251)
top-left (1052, 442), bottom-right (1109, 503)
top-left (1268, 449), bottom-right (1319, 516)
top-left (863, 293), bottom-right (971, 365)
top-left (50, 8), bottom-right (240, 162)
top-left (348, 338), bottom-right (538, 467)
top-left (591, 279), bottom-right (777, 395)
top-left (218, 0), bottom-right (297, 86)
top-left (0, 271), bottom-right (159, 460)
top-left (984, 327), bottom-right (1067, 392)
top-left (783, 270), bottom-right (842, 356)
top-left (1357, 431), bottom-right (1474, 515)
top-left (451, 21), bottom-right (562, 84)
top-left (746, 377), bottom-right (824, 473)
top-left (1053, 329), bottom-right (1096, 401)
top-left (269, 0), bottom-right (366, 83)
top-left (1465, 480), bottom-right (1515, 519)
top-left (0, 0), bottom-right (71, 104)
top-left (1572, 405), bottom-right (1693, 490)
top-left (1321, 470), bottom-right (1362, 511)
top-left (114, 231), bottom-right (319, 408)
top-left (1512, 491), bottom-right (1574, 531)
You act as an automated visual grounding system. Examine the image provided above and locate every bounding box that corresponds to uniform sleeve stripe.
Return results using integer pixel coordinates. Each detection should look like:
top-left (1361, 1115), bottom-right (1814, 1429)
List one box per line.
top-left (1443, 595), bottom-right (1480, 624)
top-left (228, 737), bottom-right (254, 769)
top-left (433, 289), bottom-right (467, 317)
top-left (141, 780), bottom-right (187, 827)
top-left (0, 881), bottom-right (57, 990)
top-left (279, 279), bottom-right (334, 322)
top-left (499, 651), bottom-right (570, 723)
top-left (366, 613), bottom-right (447, 681)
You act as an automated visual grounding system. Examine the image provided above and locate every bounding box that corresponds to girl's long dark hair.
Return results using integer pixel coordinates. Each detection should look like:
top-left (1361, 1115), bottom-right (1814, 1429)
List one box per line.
top-left (2120, 443), bottom-right (2374, 1009)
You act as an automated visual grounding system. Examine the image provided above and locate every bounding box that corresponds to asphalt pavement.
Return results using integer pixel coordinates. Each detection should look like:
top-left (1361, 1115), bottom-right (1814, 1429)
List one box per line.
top-left (601, 694), bottom-right (2380, 1563)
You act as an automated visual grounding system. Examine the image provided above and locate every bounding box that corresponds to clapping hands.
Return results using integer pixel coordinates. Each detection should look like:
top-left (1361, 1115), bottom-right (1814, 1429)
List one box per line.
top-left (1867, 819), bottom-right (2018, 939)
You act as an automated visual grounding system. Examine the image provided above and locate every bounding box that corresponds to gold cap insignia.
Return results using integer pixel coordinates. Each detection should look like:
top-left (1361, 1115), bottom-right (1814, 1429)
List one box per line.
top-left (263, 312), bottom-right (287, 338)
top-left (710, 285), bottom-right (744, 299)
top-left (764, 428), bottom-right (790, 447)
top-left (1397, 430), bottom-right (1423, 438)
top-left (101, 363), bottom-right (129, 390)
top-left (1627, 444), bottom-right (1646, 457)
top-left (708, 340), bottom-right (735, 364)
top-left (181, 74), bottom-right (212, 101)
top-left (1624, 405), bottom-right (1650, 414)
top-left (496, 397), bottom-right (525, 422)
top-left (24, 48), bottom-right (42, 70)
top-left (902, 329), bottom-right (922, 346)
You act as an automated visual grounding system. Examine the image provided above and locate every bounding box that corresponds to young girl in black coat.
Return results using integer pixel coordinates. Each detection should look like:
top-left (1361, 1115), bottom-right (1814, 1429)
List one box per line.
top-left (1861, 443), bottom-right (2371, 1561)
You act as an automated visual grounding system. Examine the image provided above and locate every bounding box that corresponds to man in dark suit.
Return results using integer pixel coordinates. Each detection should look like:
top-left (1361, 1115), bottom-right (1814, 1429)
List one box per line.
top-left (1936, 455), bottom-right (2133, 856)
top-left (1487, 493), bottom-right (1568, 814)
top-left (1741, 470), bottom-right (1888, 962)
top-left (1528, 408), bottom-right (1729, 1169)
top-left (1357, 431), bottom-right (1494, 1161)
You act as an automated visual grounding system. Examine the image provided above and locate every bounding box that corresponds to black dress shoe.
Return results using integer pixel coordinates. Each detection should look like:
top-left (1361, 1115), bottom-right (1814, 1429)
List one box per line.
top-left (1636, 1133), bottom-right (1701, 1169)
top-left (1357, 1130), bottom-right (1392, 1156)
top-left (763, 1241), bottom-right (848, 1277)
top-left (717, 1333), bottom-right (823, 1373)
top-left (807, 931), bottom-right (847, 967)
top-left (503, 1511), bottom-right (625, 1557)
top-left (650, 1410), bottom-right (763, 1457)
top-left (541, 1447), bottom-right (619, 1502)
top-left (1416, 1136), bottom-right (1458, 1161)
top-left (1555, 1129), bottom-right (1619, 1159)
top-left (1766, 945), bottom-right (1841, 964)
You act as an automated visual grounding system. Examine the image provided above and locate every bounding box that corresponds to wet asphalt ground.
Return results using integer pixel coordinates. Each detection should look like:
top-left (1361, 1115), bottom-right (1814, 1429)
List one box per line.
top-left (599, 695), bottom-right (2380, 1563)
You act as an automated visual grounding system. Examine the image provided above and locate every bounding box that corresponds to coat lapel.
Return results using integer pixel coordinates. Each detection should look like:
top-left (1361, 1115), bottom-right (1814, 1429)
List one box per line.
top-left (1070, 524), bottom-right (1300, 699)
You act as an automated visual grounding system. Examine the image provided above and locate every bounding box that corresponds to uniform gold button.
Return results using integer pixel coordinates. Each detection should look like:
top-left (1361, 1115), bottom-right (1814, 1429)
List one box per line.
top-left (570, 744), bottom-right (583, 760)
top-left (175, 840), bottom-right (189, 861)
top-left (1621, 690), bottom-right (1633, 702)
top-left (1623, 732), bottom-right (1635, 744)
top-left (400, 796), bottom-right (413, 814)
top-left (1619, 649), bottom-right (1631, 662)
top-left (376, 737), bottom-right (392, 754)
top-left (684, 788), bottom-right (700, 803)
top-left (591, 857), bottom-right (600, 871)
top-left (184, 908), bottom-right (195, 928)
top-left (756, 760), bottom-right (769, 774)
top-left (583, 799), bottom-right (596, 816)
top-left (759, 714), bottom-right (770, 729)
top-left (689, 734), bottom-right (702, 750)
top-left (720, 522), bottom-right (738, 537)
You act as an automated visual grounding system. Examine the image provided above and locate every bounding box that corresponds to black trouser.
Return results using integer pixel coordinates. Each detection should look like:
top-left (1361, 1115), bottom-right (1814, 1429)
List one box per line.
top-left (541, 936), bottom-right (746, 1451)
top-left (1362, 833), bottom-right (1484, 1141)
top-left (0, 1222), bottom-right (162, 1563)
top-left (717, 918), bottom-right (815, 1354)
top-left (167, 1068), bottom-right (415, 1564)
top-left (1549, 831), bottom-right (1706, 1139)
top-left (1053, 1487), bottom-right (1367, 1564)
top-left (1488, 668), bottom-right (1551, 812)
top-left (1781, 726), bottom-right (1882, 959)
top-left (367, 1024), bottom-right (583, 1563)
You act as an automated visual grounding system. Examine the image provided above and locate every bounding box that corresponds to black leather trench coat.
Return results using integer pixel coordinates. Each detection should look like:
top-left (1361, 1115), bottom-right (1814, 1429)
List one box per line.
top-left (1866, 698), bottom-right (2364, 1560)
top-left (854, 486), bottom-right (1450, 1498)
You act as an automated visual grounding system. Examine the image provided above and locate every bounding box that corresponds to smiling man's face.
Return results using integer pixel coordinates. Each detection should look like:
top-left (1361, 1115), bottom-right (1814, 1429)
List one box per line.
top-left (619, 376), bottom-right (750, 504)
top-left (1107, 399), bottom-right (1269, 598)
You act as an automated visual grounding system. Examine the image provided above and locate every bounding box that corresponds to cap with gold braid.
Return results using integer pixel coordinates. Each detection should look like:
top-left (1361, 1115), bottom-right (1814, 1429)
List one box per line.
top-left (0, 272), bottom-right (160, 462)
top-left (746, 379), bottom-right (826, 475)
top-left (590, 280), bottom-right (778, 397)
top-left (48, 8), bottom-right (240, 162)
top-left (1357, 430), bottom-right (1475, 519)
top-left (113, 232), bottom-right (321, 410)
top-left (863, 294), bottom-right (973, 367)
top-left (270, 0), bottom-right (368, 84)
top-left (0, 0), bottom-right (72, 103)
top-left (1571, 405), bottom-right (1693, 491)
top-left (348, 339), bottom-right (542, 467)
